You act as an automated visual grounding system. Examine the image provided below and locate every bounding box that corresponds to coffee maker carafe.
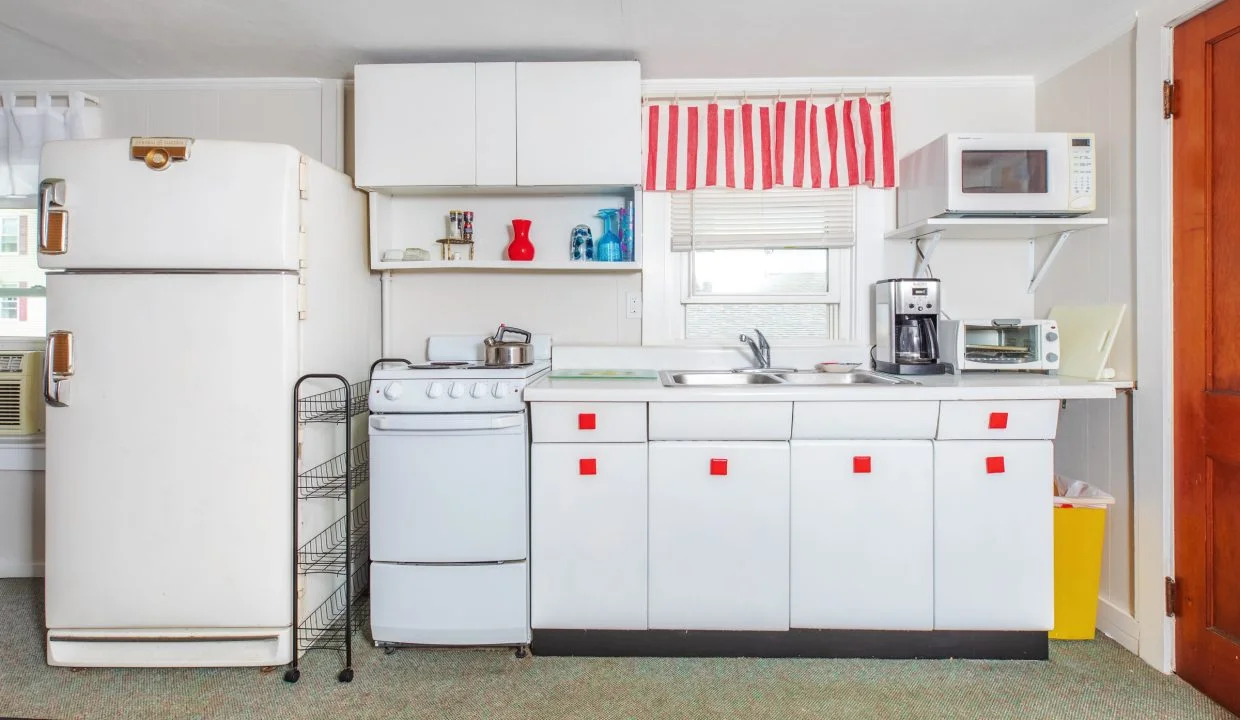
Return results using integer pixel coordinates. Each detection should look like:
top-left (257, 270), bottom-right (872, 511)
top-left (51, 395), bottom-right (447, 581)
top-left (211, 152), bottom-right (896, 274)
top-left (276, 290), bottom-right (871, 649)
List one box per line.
top-left (873, 279), bottom-right (950, 375)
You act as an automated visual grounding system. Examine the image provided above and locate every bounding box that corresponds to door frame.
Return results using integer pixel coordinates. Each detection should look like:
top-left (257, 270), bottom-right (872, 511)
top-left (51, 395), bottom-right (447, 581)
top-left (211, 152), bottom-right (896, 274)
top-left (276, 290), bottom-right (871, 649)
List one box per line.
top-left (1134, 0), bottom-right (1229, 674)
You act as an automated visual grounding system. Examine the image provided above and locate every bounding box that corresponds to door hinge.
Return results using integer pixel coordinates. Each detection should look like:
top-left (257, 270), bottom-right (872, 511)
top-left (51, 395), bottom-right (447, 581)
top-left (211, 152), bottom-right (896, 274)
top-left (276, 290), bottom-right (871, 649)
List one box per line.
top-left (298, 157), bottom-right (308, 199)
top-left (297, 272), bottom-right (308, 319)
top-left (1163, 80), bottom-right (1177, 119)
top-left (1165, 576), bottom-right (1179, 616)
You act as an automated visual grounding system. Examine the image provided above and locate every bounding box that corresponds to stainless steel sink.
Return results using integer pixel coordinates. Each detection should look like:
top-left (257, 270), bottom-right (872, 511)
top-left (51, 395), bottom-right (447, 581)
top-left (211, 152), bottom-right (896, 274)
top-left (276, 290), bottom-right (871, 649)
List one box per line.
top-left (661, 371), bottom-right (784, 386)
top-left (658, 370), bottom-right (911, 387)
top-left (772, 371), bottom-right (909, 385)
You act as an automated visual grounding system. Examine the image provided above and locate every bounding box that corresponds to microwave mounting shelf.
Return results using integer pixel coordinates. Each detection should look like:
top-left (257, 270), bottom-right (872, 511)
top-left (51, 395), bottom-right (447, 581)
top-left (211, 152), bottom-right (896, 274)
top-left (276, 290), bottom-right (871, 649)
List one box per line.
top-left (884, 217), bottom-right (1109, 294)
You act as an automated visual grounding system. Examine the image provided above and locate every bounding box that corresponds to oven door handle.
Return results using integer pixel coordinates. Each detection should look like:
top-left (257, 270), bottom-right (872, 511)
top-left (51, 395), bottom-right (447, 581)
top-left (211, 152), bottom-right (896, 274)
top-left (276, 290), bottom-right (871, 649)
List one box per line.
top-left (370, 414), bottom-right (525, 432)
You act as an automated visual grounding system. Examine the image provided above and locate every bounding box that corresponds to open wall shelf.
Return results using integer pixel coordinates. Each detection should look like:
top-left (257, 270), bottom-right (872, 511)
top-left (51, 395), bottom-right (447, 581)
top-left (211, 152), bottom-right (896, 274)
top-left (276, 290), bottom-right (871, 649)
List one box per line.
top-left (884, 217), bottom-right (1109, 293)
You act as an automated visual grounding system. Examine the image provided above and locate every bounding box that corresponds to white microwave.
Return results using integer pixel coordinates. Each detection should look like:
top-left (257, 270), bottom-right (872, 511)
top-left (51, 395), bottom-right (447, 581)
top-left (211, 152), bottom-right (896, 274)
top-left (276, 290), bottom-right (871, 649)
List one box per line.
top-left (940, 319), bottom-right (1060, 374)
top-left (897, 132), bottom-right (1096, 226)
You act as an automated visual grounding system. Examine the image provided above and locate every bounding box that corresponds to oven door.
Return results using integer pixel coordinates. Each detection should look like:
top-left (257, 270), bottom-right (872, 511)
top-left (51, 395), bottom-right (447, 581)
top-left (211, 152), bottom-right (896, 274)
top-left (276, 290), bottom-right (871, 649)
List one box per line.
top-left (947, 134), bottom-right (1069, 216)
top-left (369, 412), bottom-right (529, 564)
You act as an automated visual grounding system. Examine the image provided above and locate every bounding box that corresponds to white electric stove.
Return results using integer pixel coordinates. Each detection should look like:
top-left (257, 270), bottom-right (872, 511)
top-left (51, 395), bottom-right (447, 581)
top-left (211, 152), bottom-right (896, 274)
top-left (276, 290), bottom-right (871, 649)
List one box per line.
top-left (367, 336), bottom-right (549, 651)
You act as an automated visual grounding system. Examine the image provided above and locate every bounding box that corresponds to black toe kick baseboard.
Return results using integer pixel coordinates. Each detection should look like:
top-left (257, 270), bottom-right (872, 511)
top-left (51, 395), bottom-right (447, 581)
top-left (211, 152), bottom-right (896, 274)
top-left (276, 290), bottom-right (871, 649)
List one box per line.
top-left (531, 629), bottom-right (1049, 660)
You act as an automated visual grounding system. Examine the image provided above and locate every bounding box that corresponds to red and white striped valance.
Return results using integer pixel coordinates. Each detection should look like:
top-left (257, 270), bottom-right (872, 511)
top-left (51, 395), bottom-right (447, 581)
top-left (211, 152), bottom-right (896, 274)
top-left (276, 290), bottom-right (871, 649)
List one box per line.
top-left (644, 98), bottom-right (895, 192)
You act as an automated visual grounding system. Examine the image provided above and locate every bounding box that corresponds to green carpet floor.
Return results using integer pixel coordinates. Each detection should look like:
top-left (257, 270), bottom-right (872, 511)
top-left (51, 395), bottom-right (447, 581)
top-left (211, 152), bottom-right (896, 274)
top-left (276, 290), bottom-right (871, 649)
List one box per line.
top-left (0, 579), bottom-right (1232, 720)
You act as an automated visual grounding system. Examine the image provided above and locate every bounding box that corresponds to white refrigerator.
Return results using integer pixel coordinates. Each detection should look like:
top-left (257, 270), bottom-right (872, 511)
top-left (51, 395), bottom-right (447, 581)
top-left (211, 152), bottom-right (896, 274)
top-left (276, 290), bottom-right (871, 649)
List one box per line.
top-left (37, 138), bottom-right (379, 667)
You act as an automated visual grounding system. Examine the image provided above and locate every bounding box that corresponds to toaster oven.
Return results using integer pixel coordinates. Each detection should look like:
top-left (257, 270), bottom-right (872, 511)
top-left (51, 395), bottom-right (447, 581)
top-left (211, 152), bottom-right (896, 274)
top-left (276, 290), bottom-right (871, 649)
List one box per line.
top-left (940, 319), bottom-right (1060, 373)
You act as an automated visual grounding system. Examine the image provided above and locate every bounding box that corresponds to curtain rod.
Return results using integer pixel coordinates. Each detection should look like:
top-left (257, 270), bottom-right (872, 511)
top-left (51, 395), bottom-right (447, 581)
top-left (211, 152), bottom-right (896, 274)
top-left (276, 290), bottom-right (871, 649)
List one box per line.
top-left (642, 87), bottom-right (892, 103)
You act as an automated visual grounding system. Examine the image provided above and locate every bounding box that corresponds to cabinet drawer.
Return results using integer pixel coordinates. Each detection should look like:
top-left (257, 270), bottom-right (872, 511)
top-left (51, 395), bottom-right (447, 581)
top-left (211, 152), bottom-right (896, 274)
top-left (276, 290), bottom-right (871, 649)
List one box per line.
top-left (531, 402), bottom-right (646, 443)
top-left (531, 443), bottom-right (647, 630)
top-left (790, 441), bottom-right (934, 630)
top-left (648, 442), bottom-right (790, 631)
top-left (793, 401), bottom-right (939, 439)
top-left (649, 402), bottom-right (792, 441)
top-left (936, 400), bottom-right (1059, 440)
top-left (933, 441), bottom-right (1054, 630)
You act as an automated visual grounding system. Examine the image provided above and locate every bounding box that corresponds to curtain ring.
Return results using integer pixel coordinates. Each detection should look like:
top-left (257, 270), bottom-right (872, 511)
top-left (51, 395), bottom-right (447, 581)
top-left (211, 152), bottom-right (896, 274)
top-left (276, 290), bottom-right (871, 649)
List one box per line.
top-left (711, 91), bottom-right (718, 104)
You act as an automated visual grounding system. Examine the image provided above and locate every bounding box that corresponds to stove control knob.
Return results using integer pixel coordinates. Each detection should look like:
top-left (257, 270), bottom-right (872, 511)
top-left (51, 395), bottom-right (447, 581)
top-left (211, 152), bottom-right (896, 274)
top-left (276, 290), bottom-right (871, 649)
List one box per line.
top-left (426, 382), bottom-right (445, 399)
top-left (383, 382), bottom-right (404, 401)
top-left (471, 382), bottom-right (487, 398)
top-left (492, 382), bottom-right (507, 398)
top-left (448, 382), bottom-right (465, 399)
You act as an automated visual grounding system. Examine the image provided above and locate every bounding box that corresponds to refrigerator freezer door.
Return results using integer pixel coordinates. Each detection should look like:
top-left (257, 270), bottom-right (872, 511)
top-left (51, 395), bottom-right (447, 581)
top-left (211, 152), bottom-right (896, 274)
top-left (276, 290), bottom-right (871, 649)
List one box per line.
top-left (44, 272), bottom-right (299, 630)
top-left (38, 139), bottom-right (301, 270)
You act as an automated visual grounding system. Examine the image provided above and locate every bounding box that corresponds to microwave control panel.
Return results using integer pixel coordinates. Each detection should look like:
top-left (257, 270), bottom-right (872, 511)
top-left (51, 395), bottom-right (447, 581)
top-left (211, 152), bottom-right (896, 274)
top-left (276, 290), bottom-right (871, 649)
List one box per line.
top-left (1068, 133), bottom-right (1096, 211)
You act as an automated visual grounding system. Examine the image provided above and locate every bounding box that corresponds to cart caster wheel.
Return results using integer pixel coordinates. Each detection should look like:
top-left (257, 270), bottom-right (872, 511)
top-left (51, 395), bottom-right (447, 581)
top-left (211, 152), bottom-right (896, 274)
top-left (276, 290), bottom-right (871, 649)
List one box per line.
top-left (515, 646), bottom-right (528, 659)
top-left (283, 668), bottom-right (300, 683)
top-left (383, 646), bottom-right (396, 656)
top-left (338, 668), bottom-right (354, 683)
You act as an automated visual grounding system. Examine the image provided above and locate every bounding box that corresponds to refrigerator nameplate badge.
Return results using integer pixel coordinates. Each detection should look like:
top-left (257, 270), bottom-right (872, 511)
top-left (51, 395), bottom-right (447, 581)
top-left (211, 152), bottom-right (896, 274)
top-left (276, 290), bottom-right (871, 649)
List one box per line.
top-left (130, 137), bottom-right (193, 171)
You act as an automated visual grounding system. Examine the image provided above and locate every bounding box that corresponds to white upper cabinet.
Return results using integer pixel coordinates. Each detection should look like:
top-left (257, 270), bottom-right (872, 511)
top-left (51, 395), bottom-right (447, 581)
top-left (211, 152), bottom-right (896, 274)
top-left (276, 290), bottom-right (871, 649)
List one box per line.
top-left (354, 61), bottom-right (639, 189)
top-left (354, 63), bottom-right (479, 188)
top-left (516, 62), bottom-right (642, 186)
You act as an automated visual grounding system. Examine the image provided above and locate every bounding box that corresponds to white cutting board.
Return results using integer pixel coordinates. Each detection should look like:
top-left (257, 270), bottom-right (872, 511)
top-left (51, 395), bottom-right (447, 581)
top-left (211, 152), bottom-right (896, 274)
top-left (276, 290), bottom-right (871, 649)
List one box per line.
top-left (1048, 304), bottom-right (1127, 381)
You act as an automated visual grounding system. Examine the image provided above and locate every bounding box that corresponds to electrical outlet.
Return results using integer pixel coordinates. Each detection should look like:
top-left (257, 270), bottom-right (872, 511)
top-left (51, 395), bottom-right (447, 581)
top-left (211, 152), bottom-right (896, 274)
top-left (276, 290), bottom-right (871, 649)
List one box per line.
top-left (625, 291), bottom-right (642, 319)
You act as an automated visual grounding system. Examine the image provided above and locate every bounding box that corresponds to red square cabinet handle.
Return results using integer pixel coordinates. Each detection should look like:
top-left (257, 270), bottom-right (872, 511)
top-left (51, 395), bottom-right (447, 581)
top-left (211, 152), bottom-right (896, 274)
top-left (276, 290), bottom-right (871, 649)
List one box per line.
top-left (988, 412), bottom-right (1009, 430)
top-left (579, 458), bottom-right (597, 476)
top-left (986, 456), bottom-right (1006, 474)
top-left (710, 458), bottom-right (728, 476)
top-left (853, 456), bottom-right (872, 474)
top-left (577, 413), bottom-right (597, 430)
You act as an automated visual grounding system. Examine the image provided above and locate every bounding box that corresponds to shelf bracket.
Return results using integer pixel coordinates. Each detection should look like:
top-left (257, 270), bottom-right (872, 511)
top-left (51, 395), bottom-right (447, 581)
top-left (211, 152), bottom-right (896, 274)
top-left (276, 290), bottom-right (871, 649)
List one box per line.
top-left (1027, 230), bottom-right (1074, 294)
top-left (911, 231), bottom-right (942, 279)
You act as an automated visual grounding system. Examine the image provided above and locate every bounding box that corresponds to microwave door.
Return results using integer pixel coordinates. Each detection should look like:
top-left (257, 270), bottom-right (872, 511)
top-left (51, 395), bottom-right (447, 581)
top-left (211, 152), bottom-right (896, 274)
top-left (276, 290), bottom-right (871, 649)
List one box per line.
top-left (948, 134), bottom-right (1070, 215)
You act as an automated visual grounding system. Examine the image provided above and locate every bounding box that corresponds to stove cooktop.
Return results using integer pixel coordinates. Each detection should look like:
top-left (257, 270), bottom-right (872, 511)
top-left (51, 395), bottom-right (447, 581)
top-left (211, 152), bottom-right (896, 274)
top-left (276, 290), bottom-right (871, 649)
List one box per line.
top-left (373, 359), bottom-right (551, 381)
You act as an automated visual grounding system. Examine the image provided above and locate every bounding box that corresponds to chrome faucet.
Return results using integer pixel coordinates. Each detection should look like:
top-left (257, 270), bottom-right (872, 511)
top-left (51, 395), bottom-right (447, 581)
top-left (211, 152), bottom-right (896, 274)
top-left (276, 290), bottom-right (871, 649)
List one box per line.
top-left (739, 329), bottom-right (771, 369)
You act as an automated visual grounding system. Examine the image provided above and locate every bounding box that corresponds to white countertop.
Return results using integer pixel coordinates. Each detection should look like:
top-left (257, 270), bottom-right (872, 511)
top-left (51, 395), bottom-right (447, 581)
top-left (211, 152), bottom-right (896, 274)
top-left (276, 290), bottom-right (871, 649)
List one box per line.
top-left (523, 372), bottom-right (1127, 402)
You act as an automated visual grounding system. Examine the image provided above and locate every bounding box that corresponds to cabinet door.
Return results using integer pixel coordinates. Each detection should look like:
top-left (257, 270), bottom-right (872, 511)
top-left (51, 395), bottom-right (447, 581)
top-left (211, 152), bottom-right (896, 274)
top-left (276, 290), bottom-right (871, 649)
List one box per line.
top-left (515, 61), bottom-right (641, 186)
top-left (933, 441), bottom-right (1054, 630)
top-left (354, 63), bottom-right (477, 187)
top-left (475, 62), bottom-right (517, 185)
top-left (790, 441), bottom-right (934, 630)
top-left (530, 443), bottom-right (647, 629)
top-left (648, 441), bottom-right (790, 630)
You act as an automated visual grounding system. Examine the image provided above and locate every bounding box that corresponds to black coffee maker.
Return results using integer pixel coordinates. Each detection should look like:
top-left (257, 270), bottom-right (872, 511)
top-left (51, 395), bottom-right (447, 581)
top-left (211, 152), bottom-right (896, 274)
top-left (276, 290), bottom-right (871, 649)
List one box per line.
top-left (873, 279), bottom-right (950, 375)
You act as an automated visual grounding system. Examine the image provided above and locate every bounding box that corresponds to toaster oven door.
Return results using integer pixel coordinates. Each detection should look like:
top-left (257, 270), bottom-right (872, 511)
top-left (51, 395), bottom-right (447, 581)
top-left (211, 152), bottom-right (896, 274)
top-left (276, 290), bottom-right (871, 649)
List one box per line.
top-left (962, 322), bottom-right (1042, 365)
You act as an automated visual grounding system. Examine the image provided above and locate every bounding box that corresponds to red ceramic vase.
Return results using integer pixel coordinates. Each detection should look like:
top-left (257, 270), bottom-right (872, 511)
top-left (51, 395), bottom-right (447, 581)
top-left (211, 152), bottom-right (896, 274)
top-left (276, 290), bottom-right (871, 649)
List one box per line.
top-left (507, 219), bottom-right (535, 261)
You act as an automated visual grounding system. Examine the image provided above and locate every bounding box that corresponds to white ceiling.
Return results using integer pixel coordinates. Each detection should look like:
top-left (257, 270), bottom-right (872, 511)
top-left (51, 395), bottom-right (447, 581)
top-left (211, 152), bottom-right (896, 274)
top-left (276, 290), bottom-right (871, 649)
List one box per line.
top-left (0, 0), bottom-right (1138, 81)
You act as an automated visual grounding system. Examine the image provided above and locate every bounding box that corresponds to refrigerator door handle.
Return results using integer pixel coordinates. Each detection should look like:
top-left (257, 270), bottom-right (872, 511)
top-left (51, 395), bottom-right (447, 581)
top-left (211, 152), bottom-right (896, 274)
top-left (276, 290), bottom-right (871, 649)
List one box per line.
top-left (44, 331), bottom-right (73, 408)
top-left (38, 178), bottom-right (68, 255)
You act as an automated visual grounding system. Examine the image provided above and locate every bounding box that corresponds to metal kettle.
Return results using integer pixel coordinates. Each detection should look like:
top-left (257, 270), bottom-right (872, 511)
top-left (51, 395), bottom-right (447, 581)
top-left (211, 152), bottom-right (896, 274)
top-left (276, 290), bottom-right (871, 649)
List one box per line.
top-left (483, 325), bottom-right (533, 367)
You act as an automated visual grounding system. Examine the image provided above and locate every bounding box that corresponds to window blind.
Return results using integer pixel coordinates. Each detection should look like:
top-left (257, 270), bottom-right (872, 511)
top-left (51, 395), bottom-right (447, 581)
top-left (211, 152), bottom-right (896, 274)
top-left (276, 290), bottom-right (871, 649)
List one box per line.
top-left (670, 188), bottom-right (856, 251)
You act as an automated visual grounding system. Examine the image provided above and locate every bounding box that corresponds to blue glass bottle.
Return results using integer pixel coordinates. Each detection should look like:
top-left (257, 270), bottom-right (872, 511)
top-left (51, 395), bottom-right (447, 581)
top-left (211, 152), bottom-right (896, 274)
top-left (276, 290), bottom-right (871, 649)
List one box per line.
top-left (595, 209), bottom-right (622, 262)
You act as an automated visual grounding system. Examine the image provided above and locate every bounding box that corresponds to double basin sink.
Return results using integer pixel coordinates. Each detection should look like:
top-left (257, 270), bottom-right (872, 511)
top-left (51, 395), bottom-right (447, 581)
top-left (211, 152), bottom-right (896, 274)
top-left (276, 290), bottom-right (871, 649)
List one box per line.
top-left (659, 369), bottom-right (913, 387)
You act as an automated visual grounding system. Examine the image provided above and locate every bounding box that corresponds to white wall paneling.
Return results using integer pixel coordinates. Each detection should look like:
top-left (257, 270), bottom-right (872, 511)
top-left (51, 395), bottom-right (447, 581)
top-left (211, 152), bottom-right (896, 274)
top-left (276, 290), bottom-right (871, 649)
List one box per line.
top-left (0, 78), bottom-right (345, 171)
top-left (1034, 29), bottom-right (1138, 646)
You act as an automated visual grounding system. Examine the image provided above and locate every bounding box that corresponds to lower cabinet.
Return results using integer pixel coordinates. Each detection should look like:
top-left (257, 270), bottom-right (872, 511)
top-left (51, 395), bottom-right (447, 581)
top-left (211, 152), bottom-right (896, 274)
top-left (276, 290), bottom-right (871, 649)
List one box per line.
top-left (647, 441), bottom-right (791, 631)
top-left (933, 440), bottom-right (1055, 630)
top-left (790, 440), bottom-right (934, 630)
top-left (530, 443), bottom-right (648, 629)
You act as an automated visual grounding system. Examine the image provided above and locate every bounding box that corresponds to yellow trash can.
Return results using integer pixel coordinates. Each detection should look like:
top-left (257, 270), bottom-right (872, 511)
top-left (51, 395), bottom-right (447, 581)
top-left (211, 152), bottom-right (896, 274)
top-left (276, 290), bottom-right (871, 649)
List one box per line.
top-left (1050, 476), bottom-right (1115, 640)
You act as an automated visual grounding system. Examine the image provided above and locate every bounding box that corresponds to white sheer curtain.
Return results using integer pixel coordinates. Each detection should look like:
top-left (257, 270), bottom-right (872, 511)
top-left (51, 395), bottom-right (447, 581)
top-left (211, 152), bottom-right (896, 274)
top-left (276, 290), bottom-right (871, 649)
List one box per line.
top-left (0, 91), bottom-right (102, 198)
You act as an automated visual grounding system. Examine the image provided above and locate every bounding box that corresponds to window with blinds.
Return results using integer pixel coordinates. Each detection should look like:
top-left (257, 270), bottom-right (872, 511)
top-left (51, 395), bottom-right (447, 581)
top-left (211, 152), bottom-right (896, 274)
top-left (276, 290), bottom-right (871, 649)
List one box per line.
top-left (670, 188), bottom-right (855, 342)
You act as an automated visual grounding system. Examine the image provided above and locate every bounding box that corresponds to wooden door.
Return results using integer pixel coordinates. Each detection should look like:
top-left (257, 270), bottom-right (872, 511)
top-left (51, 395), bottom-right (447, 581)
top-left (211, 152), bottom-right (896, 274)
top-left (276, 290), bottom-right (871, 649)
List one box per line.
top-left (1174, 0), bottom-right (1240, 714)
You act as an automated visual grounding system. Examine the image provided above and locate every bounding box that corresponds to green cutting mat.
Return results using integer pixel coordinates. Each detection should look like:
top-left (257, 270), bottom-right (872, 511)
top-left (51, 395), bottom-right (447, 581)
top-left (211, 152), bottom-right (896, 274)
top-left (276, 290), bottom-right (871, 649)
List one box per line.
top-left (549, 368), bottom-right (659, 379)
